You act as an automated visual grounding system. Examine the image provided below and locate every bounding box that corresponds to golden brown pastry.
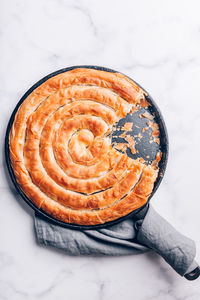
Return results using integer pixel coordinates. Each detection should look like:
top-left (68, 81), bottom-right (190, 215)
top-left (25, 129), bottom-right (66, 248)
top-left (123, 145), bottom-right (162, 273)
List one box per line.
top-left (9, 68), bottom-right (158, 225)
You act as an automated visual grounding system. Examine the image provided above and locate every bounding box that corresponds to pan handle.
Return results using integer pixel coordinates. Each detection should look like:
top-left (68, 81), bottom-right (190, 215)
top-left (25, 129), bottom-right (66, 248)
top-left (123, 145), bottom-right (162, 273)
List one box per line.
top-left (135, 206), bottom-right (199, 278)
top-left (184, 266), bottom-right (200, 281)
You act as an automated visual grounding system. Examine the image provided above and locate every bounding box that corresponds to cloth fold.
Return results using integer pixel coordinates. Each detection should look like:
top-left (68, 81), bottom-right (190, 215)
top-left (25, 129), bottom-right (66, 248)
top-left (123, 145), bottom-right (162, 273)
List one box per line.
top-left (35, 212), bottom-right (149, 256)
top-left (35, 205), bottom-right (196, 276)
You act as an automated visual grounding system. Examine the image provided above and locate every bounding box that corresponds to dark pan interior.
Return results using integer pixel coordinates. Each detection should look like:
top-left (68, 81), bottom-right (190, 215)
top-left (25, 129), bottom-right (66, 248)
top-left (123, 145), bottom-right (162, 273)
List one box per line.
top-left (5, 65), bottom-right (169, 230)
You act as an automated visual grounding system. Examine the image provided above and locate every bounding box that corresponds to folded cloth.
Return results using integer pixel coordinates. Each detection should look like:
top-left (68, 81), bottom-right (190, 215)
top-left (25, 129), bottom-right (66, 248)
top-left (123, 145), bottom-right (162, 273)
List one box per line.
top-left (35, 205), bottom-right (197, 276)
top-left (35, 205), bottom-right (149, 256)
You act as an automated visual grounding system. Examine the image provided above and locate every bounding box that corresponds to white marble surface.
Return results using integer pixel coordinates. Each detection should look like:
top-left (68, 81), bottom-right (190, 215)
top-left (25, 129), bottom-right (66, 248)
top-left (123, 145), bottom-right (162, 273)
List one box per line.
top-left (1, 0), bottom-right (200, 299)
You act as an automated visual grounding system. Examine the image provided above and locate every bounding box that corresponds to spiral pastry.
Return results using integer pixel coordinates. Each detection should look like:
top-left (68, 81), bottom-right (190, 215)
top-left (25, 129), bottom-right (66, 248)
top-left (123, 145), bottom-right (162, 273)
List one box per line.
top-left (9, 68), bottom-right (158, 225)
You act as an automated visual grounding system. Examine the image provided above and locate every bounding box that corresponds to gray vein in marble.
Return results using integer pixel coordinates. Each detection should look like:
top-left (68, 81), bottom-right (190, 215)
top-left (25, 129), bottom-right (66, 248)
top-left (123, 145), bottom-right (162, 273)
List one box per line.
top-left (120, 56), bottom-right (200, 73)
top-left (121, 57), bottom-right (171, 70)
top-left (0, 269), bottom-right (73, 299)
top-left (69, 4), bottom-right (98, 37)
top-left (97, 282), bottom-right (105, 300)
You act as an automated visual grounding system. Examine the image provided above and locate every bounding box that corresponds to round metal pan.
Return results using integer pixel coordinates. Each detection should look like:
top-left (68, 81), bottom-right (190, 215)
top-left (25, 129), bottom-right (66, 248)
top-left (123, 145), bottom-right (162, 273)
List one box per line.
top-left (5, 65), bottom-right (169, 230)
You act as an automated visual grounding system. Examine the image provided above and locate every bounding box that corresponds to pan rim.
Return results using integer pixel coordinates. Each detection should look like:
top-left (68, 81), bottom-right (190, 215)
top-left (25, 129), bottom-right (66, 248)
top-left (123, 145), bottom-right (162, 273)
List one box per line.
top-left (5, 65), bottom-right (169, 230)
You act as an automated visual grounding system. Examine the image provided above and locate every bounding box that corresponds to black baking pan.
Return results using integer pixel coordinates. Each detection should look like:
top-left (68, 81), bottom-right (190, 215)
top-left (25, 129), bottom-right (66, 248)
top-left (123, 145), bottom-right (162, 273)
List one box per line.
top-left (5, 65), bottom-right (169, 230)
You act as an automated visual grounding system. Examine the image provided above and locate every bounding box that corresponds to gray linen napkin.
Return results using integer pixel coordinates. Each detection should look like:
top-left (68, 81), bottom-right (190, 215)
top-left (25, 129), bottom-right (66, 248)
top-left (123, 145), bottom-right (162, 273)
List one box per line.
top-left (35, 205), bottom-right (197, 276)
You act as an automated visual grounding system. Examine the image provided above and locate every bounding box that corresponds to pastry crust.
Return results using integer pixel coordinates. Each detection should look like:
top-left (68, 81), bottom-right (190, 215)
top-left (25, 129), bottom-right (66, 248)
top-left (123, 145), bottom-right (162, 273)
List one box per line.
top-left (9, 68), bottom-right (158, 225)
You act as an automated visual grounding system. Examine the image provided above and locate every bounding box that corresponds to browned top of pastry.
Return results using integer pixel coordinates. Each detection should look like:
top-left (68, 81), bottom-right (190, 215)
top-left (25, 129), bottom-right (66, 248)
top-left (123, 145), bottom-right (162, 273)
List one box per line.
top-left (9, 68), bottom-right (158, 225)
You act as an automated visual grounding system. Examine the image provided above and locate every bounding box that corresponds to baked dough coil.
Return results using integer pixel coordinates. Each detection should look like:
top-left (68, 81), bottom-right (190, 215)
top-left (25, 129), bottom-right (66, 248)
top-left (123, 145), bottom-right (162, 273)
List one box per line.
top-left (9, 68), bottom-right (158, 225)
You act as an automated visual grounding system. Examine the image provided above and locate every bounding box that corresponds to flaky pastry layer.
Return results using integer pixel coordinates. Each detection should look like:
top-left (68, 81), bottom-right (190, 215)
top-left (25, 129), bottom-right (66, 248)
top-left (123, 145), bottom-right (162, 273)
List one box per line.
top-left (9, 68), bottom-right (158, 225)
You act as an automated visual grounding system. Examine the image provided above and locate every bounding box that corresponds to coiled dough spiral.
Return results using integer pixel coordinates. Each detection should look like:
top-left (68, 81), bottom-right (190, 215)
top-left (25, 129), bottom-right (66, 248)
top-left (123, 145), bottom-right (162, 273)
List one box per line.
top-left (9, 68), bottom-right (158, 225)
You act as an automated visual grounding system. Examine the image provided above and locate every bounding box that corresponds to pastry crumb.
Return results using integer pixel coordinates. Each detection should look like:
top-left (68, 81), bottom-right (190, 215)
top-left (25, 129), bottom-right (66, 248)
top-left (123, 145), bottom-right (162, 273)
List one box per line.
top-left (121, 122), bottom-right (133, 131)
top-left (154, 138), bottom-right (160, 144)
top-left (119, 131), bottom-right (126, 138)
top-left (142, 127), bottom-right (149, 133)
top-left (152, 130), bottom-right (160, 138)
top-left (151, 151), bottom-right (162, 169)
top-left (139, 111), bottom-right (154, 120)
top-left (125, 135), bottom-right (136, 154)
